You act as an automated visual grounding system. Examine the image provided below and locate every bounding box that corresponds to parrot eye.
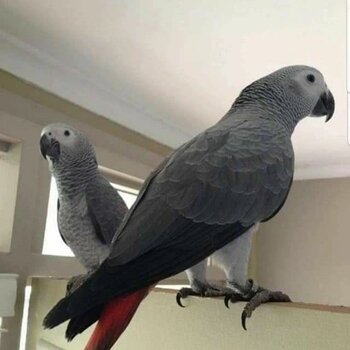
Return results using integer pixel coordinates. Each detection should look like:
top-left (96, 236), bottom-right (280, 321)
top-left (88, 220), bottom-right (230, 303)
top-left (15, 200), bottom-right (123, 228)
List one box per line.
top-left (64, 130), bottom-right (70, 136)
top-left (306, 74), bottom-right (315, 83)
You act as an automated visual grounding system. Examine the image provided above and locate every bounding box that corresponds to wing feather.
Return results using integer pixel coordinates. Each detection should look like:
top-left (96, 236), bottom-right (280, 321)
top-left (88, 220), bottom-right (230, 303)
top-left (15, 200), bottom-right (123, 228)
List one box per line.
top-left (56, 199), bottom-right (67, 245)
top-left (85, 176), bottom-right (127, 245)
top-left (110, 118), bottom-right (294, 264)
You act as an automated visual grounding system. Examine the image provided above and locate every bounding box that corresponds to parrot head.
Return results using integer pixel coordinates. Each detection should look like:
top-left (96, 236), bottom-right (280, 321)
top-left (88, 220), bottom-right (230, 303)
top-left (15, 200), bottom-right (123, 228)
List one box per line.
top-left (287, 66), bottom-right (335, 122)
top-left (40, 123), bottom-right (97, 170)
top-left (233, 65), bottom-right (335, 128)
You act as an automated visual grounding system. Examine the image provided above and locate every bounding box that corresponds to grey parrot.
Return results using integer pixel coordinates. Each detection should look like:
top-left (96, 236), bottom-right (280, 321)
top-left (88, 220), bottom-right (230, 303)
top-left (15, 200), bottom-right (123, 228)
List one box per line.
top-left (43, 66), bottom-right (334, 350)
top-left (40, 123), bottom-right (128, 289)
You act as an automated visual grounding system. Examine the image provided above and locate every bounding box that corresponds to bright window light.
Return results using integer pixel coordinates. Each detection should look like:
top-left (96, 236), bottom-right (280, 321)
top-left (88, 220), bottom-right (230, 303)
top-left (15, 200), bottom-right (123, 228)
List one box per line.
top-left (0, 317), bottom-right (4, 340)
top-left (0, 317), bottom-right (6, 344)
top-left (156, 284), bottom-right (190, 290)
top-left (19, 285), bottom-right (32, 350)
top-left (42, 178), bottom-right (73, 256)
top-left (42, 177), bottom-right (138, 256)
top-left (111, 183), bottom-right (139, 208)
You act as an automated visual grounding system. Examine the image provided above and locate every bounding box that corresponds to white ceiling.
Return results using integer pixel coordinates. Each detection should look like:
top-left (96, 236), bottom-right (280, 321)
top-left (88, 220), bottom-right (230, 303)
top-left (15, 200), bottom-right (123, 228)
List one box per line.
top-left (0, 0), bottom-right (348, 179)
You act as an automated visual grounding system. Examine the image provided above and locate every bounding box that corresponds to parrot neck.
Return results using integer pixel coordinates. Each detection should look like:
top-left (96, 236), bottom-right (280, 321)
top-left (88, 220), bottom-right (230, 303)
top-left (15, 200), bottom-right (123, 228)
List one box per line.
top-left (224, 105), bottom-right (299, 135)
top-left (52, 156), bottom-right (98, 197)
top-left (229, 82), bottom-right (305, 134)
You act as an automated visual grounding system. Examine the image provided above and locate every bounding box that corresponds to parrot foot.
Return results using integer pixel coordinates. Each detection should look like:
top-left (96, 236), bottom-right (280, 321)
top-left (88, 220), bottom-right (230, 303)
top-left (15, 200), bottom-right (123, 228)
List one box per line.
top-left (224, 279), bottom-right (258, 308)
top-left (66, 272), bottom-right (92, 296)
top-left (224, 279), bottom-right (291, 330)
top-left (176, 280), bottom-right (231, 307)
top-left (241, 288), bottom-right (291, 330)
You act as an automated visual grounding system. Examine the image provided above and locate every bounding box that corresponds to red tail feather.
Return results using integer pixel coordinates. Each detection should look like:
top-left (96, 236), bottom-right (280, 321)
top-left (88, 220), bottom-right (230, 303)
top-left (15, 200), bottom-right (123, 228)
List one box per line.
top-left (84, 288), bottom-right (149, 350)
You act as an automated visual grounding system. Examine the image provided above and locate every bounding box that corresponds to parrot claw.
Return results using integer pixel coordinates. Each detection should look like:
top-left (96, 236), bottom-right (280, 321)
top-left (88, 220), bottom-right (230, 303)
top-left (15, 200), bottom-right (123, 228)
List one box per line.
top-left (176, 292), bottom-right (186, 308)
top-left (176, 288), bottom-right (201, 307)
top-left (176, 283), bottom-right (232, 307)
top-left (240, 289), bottom-right (291, 330)
top-left (225, 279), bottom-right (291, 330)
top-left (66, 272), bottom-right (93, 296)
top-left (224, 292), bottom-right (245, 309)
top-left (223, 279), bottom-right (256, 309)
top-left (241, 310), bottom-right (249, 331)
top-left (66, 275), bottom-right (83, 295)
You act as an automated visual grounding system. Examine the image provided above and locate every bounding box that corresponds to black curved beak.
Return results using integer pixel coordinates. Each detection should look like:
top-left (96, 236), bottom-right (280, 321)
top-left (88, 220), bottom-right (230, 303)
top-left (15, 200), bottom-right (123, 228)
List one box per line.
top-left (311, 89), bottom-right (335, 122)
top-left (40, 134), bottom-right (60, 160)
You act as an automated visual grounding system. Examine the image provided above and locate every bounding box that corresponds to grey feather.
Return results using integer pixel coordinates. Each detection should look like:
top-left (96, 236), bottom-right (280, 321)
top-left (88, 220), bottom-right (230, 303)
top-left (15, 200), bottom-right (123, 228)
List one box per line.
top-left (56, 199), bottom-right (67, 245)
top-left (85, 176), bottom-right (127, 245)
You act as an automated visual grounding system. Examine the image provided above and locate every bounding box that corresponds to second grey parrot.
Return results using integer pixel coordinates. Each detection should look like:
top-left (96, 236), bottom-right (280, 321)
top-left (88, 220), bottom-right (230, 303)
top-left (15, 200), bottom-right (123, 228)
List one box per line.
top-left (40, 123), bottom-right (128, 285)
top-left (44, 66), bottom-right (334, 349)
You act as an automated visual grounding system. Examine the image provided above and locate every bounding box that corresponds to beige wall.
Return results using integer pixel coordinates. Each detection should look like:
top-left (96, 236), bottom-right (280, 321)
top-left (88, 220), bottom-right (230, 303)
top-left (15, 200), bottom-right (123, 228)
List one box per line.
top-left (29, 279), bottom-right (350, 350)
top-left (256, 177), bottom-right (350, 307)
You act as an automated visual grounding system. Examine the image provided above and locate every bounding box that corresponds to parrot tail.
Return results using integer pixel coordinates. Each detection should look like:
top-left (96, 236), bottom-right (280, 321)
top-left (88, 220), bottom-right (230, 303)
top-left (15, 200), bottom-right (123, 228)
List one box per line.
top-left (84, 287), bottom-right (149, 350)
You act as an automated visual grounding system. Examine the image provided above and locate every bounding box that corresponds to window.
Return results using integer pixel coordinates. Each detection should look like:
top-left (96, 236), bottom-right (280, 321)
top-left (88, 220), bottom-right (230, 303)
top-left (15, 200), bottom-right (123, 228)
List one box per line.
top-left (42, 177), bottom-right (138, 256)
top-left (0, 139), bottom-right (21, 252)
